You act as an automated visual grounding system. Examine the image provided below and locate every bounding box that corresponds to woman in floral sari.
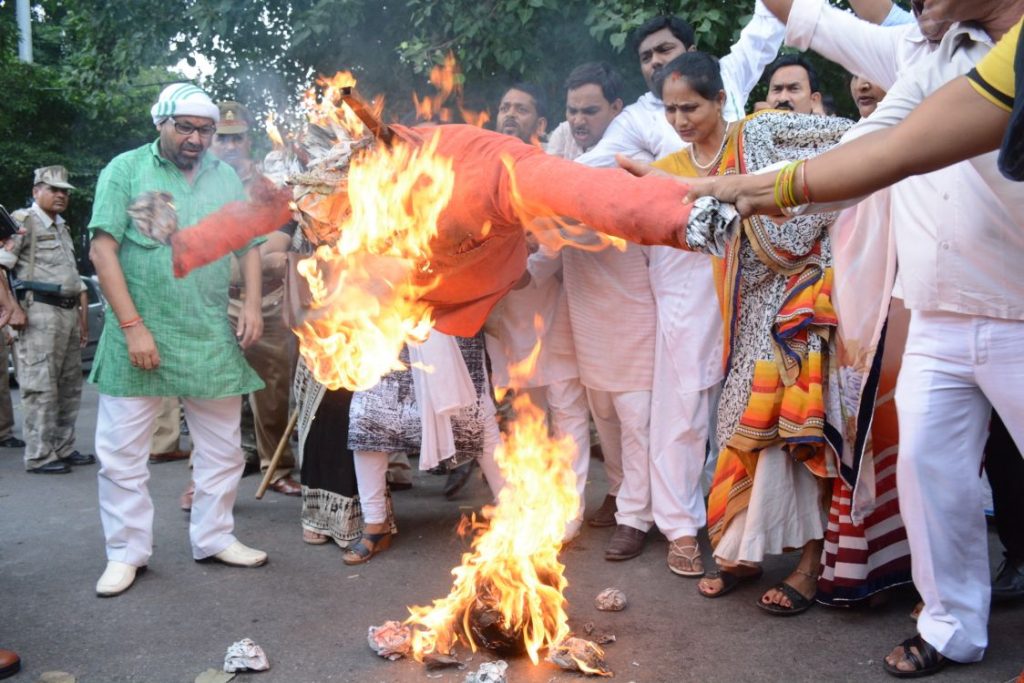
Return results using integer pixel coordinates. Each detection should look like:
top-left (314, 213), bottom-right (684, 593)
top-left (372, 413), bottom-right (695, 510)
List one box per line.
top-left (648, 52), bottom-right (850, 614)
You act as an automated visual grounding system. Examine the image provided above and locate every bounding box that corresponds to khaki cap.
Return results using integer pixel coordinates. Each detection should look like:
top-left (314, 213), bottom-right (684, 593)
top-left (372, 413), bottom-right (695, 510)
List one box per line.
top-left (33, 165), bottom-right (75, 190)
top-left (217, 101), bottom-right (251, 134)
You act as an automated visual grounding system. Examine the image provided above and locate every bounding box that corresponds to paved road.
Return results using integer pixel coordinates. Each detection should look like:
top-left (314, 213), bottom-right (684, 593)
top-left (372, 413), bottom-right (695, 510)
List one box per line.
top-left (1, 381), bottom-right (1021, 682)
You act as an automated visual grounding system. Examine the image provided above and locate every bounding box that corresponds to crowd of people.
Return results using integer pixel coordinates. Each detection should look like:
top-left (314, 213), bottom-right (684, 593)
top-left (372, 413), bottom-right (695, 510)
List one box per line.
top-left (1, 0), bottom-right (1022, 680)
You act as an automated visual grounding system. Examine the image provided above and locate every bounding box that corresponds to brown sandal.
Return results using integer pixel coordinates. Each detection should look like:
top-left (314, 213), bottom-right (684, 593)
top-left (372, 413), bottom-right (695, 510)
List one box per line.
top-left (342, 530), bottom-right (393, 565)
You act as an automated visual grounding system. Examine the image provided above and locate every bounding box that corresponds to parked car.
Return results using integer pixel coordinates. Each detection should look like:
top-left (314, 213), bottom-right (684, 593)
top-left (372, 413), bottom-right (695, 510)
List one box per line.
top-left (7, 276), bottom-right (106, 385)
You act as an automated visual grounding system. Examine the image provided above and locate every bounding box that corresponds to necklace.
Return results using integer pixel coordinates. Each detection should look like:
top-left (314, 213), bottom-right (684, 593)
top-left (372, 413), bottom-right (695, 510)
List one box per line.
top-left (689, 122), bottom-right (731, 173)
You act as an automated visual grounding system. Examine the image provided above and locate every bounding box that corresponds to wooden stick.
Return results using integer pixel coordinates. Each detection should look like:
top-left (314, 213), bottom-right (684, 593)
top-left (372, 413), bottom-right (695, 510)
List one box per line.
top-left (255, 409), bottom-right (299, 499)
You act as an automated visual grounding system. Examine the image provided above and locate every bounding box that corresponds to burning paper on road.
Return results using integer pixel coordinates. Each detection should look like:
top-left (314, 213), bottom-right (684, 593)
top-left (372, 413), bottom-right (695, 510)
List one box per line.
top-left (368, 620), bottom-right (413, 661)
top-left (547, 637), bottom-right (613, 677)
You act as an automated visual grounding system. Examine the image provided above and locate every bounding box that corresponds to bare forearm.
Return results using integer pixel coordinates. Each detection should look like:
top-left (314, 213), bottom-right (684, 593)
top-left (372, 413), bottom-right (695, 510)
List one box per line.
top-left (760, 0), bottom-right (793, 24)
top-left (241, 247), bottom-right (262, 302)
top-left (848, 0), bottom-right (894, 25)
top-left (89, 233), bottom-right (141, 323)
top-left (805, 77), bottom-right (1007, 202)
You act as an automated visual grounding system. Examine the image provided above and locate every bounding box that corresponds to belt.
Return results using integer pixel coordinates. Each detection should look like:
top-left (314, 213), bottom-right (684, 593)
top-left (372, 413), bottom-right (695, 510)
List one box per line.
top-left (17, 290), bottom-right (78, 309)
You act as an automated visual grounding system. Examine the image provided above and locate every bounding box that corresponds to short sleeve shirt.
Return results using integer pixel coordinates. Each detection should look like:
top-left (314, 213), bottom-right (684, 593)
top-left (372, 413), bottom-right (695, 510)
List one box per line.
top-left (87, 140), bottom-right (264, 398)
top-left (967, 16), bottom-right (1021, 112)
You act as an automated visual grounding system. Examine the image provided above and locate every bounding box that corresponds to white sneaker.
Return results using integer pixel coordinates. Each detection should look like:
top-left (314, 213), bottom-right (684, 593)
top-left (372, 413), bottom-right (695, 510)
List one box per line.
top-left (96, 561), bottom-right (141, 597)
top-left (211, 541), bottom-right (268, 568)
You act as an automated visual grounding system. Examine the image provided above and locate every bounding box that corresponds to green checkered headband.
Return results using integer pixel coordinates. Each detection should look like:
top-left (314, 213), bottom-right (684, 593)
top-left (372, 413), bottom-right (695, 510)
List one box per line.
top-left (151, 83), bottom-right (220, 126)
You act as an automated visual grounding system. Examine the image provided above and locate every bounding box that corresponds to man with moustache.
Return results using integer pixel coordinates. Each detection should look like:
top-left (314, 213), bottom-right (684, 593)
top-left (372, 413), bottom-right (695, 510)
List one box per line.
top-left (563, 3), bottom-right (783, 567)
top-left (496, 83), bottom-right (548, 144)
top-left (87, 83), bottom-right (268, 598)
top-left (759, 0), bottom-right (1024, 674)
top-left (2, 166), bottom-right (93, 474)
top-left (764, 54), bottom-right (823, 113)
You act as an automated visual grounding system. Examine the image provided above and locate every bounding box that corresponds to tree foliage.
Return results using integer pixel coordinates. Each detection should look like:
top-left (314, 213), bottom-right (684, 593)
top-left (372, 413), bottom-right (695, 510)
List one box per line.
top-left (2, 0), bottom-right (909, 246)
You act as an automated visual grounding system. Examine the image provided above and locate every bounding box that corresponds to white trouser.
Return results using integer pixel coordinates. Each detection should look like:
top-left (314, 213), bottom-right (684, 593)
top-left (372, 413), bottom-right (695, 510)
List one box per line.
top-left (356, 398), bottom-right (506, 524)
top-left (586, 388), bottom-right (651, 531)
top-left (96, 394), bottom-right (244, 566)
top-left (895, 310), bottom-right (1024, 663)
top-left (650, 379), bottom-right (719, 539)
top-left (545, 378), bottom-right (591, 520)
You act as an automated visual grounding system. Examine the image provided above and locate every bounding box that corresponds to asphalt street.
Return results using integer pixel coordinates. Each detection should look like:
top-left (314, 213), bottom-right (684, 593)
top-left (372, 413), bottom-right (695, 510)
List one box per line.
top-left (1, 381), bottom-right (1021, 682)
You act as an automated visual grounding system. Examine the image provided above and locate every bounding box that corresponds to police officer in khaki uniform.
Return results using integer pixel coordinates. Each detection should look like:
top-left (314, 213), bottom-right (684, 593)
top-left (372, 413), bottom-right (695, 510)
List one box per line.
top-left (1, 166), bottom-right (95, 473)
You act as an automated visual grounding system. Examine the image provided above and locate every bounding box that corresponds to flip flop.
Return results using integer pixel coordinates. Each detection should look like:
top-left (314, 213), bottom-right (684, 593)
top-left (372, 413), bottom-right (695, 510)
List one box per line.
top-left (697, 568), bottom-right (763, 599)
top-left (882, 635), bottom-right (949, 679)
top-left (757, 581), bottom-right (815, 616)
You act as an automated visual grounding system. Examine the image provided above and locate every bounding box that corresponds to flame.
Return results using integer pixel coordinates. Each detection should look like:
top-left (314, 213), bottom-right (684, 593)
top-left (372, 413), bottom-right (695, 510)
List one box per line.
top-left (499, 154), bottom-right (627, 255)
top-left (413, 53), bottom-right (490, 128)
top-left (302, 71), bottom-right (386, 139)
top-left (292, 129), bottom-right (454, 391)
top-left (265, 112), bottom-right (284, 149)
top-left (404, 388), bottom-right (579, 664)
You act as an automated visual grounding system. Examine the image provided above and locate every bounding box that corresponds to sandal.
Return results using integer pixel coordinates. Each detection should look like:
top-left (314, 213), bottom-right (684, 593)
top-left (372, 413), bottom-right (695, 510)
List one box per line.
top-left (342, 529), bottom-right (393, 565)
top-left (697, 567), bottom-right (763, 598)
top-left (302, 529), bottom-right (329, 545)
top-left (667, 539), bottom-right (704, 577)
top-left (882, 634), bottom-right (948, 678)
top-left (757, 569), bottom-right (818, 616)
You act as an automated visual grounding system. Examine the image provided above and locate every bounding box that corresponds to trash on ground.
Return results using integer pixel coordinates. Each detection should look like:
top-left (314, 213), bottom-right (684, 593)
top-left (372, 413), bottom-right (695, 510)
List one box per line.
top-left (424, 652), bottom-right (462, 670)
top-left (594, 588), bottom-right (627, 611)
top-left (37, 673), bottom-right (77, 683)
top-left (195, 669), bottom-right (235, 683)
top-left (367, 620), bottom-right (412, 660)
top-left (223, 638), bottom-right (270, 673)
top-left (463, 659), bottom-right (509, 683)
top-left (548, 637), bottom-right (613, 677)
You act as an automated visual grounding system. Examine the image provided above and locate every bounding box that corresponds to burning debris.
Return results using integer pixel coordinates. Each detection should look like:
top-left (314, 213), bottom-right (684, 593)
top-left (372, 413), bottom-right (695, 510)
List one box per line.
top-left (582, 622), bottom-right (617, 645)
top-left (401, 393), bottom-right (579, 664)
top-left (223, 638), bottom-right (269, 673)
top-left (463, 660), bottom-right (508, 683)
top-left (547, 637), bottom-right (613, 677)
top-left (595, 588), bottom-right (627, 612)
top-left (367, 621), bottom-right (412, 661)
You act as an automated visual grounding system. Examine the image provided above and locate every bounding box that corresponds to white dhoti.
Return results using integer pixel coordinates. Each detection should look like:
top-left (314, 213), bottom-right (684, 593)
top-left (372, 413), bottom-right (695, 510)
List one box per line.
top-left (96, 394), bottom-right (244, 566)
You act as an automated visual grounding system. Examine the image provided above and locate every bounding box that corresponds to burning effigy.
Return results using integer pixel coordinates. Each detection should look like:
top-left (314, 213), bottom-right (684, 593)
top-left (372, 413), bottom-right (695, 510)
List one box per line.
top-left (157, 62), bottom-right (694, 675)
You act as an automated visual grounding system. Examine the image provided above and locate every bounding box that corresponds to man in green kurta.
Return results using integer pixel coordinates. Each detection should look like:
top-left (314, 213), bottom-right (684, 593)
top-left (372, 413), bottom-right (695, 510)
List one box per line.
top-left (88, 83), bottom-right (268, 598)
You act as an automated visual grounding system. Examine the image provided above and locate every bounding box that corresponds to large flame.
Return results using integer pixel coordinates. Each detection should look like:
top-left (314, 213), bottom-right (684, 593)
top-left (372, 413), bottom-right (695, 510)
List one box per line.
top-left (292, 129), bottom-right (454, 390)
top-left (404, 388), bottom-right (579, 664)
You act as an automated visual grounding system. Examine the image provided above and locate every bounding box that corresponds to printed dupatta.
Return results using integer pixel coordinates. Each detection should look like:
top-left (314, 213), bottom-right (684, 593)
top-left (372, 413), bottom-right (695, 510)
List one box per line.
top-left (682, 111), bottom-right (853, 547)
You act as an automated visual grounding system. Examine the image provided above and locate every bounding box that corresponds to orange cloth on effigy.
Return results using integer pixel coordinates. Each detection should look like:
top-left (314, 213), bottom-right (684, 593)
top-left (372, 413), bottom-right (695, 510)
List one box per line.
top-left (171, 123), bottom-right (696, 336)
top-left (390, 124), bottom-right (694, 335)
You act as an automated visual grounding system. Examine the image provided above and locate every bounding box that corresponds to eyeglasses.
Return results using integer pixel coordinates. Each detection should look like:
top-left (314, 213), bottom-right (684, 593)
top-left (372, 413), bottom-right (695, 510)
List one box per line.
top-left (172, 119), bottom-right (217, 137)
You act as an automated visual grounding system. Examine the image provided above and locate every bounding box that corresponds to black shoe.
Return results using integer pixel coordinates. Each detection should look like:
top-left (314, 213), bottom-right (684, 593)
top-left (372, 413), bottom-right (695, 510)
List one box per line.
top-left (60, 450), bottom-right (97, 466)
top-left (443, 461), bottom-right (475, 500)
top-left (0, 435), bottom-right (25, 448)
top-left (993, 557), bottom-right (1024, 603)
top-left (28, 461), bottom-right (72, 474)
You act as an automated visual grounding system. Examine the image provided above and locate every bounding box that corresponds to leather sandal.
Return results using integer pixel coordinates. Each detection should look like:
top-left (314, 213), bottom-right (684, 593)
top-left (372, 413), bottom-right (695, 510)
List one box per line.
top-left (757, 569), bottom-right (818, 616)
top-left (667, 539), bottom-right (704, 577)
top-left (882, 634), bottom-right (949, 678)
top-left (342, 529), bottom-right (392, 565)
top-left (697, 567), bottom-right (763, 598)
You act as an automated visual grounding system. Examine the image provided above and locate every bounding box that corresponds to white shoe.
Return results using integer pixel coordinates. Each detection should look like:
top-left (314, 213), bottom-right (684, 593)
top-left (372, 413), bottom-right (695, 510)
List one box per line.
top-left (96, 561), bottom-right (141, 597)
top-left (211, 541), bottom-right (268, 568)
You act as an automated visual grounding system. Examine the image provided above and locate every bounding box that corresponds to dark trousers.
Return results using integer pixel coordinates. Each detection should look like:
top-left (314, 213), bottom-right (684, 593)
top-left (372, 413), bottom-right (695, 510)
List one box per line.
top-left (985, 411), bottom-right (1024, 561)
